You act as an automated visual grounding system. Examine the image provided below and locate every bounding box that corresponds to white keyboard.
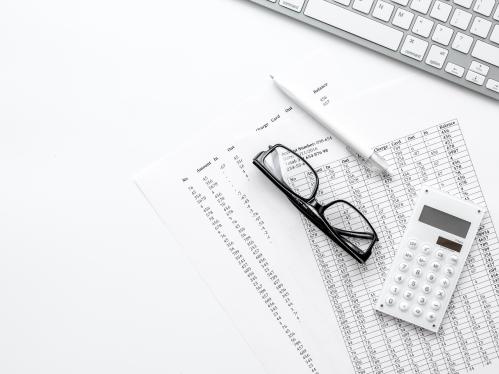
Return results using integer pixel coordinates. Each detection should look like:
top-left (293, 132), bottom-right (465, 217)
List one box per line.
top-left (249, 0), bottom-right (499, 100)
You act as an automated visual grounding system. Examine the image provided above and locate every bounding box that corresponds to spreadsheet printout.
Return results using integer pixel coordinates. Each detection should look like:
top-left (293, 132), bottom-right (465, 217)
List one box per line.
top-left (229, 119), bottom-right (499, 374)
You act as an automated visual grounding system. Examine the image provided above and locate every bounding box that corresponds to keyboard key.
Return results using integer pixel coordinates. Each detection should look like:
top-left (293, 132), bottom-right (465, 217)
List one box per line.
top-left (413, 267), bottom-right (423, 277)
top-left (445, 62), bottom-right (465, 77)
top-left (491, 26), bottom-right (499, 44)
top-left (417, 295), bottom-right (427, 304)
top-left (436, 289), bottom-right (446, 298)
top-left (453, 0), bottom-right (473, 8)
top-left (473, 0), bottom-right (495, 16)
top-left (399, 262), bottom-right (409, 272)
top-left (466, 70), bottom-right (485, 85)
top-left (431, 262), bottom-right (440, 271)
top-left (452, 32), bottom-right (474, 53)
top-left (440, 277), bottom-right (450, 287)
top-left (431, 300), bottom-right (441, 310)
top-left (410, 0), bottom-right (432, 14)
top-left (408, 238), bottom-right (418, 249)
top-left (304, 0), bottom-right (404, 51)
top-left (408, 278), bottom-right (418, 288)
top-left (395, 274), bottom-right (404, 283)
top-left (386, 296), bottom-right (395, 305)
top-left (393, 8), bottom-right (415, 30)
top-left (444, 266), bottom-right (455, 276)
top-left (353, 0), bottom-right (375, 14)
top-left (486, 79), bottom-right (499, 92)
top-left (472, 40), bottom-right (499, 67)
top-left (401, 35), bottom-right (428, 60)
top-left (413, 306), bottom-right (423, 316)
top-left (425, 45), bottom-right (449, 68)
top-left (399, 301), bottom-right (409, 311)
top-left (404, 251), bottom-right (414, 260)
top-left (422, 244), bottom-right (432, 254)
top-left (373, 0), bottom-right (395, 21)
top-left (413, 16), bottom-right (434, 37)
top-left (426, 311), bottom-right (436, 321)
top-left (392, 0), bottom-right (409, 5)
top-left (404, 290), bottom-right (414, 299)
top-left (470, 60), bottom-right (490, 75)
top-left (470, 17), bottom-right (492, 38)
top-left (495, 5), bottom-right (499, 20)
top-left (423, 284), bottom-right (432, 293)
top-left (335, 0), bottom-right (352, 5)
top-left (417, 255), bottom-right (428, 265)
top-left (432, 24), bottom-right (453, 45)
top-left (450, 254), bottom-right (458, 263)
top-left (435, 249), bottom-right (444, 259)
top-left (427, 272), bottom-right (437, 282)
top-left (430, 1), bottom-right (452, 22)
top-left (450, 9), bottom-right (472, 30)
top-left (391, 285), bottom-right (401, 294)
top-left (279, 0), bottom-right (306, 12)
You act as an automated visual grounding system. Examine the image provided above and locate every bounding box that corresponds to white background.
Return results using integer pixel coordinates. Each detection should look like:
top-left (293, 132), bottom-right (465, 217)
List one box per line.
top-left (1, 0), bottom-right (497, 373)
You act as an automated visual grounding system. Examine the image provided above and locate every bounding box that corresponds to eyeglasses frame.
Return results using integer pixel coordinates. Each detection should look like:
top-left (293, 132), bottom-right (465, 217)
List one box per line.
top-left (253, 144), bottom-right (378, 263)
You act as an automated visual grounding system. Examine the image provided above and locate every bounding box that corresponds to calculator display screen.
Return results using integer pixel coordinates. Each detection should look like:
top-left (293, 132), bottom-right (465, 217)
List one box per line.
top-left (419, 205), bottom-right (471, 238)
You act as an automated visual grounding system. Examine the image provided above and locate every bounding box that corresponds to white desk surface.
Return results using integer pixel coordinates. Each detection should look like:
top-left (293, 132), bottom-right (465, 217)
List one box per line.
top-left (1, 1), bottom-right (498, 373)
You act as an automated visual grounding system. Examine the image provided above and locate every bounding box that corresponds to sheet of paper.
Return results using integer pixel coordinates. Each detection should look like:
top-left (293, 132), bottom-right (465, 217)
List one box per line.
top-left (230, 117), bottom-right (499, 374)
top-left (136, 105), bottom-right (342, 373)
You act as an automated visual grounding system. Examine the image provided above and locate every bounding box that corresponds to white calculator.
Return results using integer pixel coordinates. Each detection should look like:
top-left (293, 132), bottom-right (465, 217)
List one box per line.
top-left (375, 187), bottom-right (484, 332)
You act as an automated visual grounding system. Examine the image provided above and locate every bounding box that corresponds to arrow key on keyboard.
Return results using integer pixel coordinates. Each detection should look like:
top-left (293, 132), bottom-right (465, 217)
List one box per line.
top-left (401, 35), bottom-right (428, 61)
top-left (466, 70), bottom-right (486, 85)
top-left (445, 62), bottom-right (465, 77)
top-left (486, 79), bottom-right (499, 92)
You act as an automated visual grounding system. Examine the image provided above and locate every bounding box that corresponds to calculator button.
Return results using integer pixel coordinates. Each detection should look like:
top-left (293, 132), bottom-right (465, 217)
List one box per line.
top-left (441, 278), bottom-right (450, 287)
top-left (390, 285), bottom-right (401, 294)
top-left (404, 290), bottom-right (414, 299)
top-left (417, 256), bottom-right (427, 266)
top-left (431, 300), bottom-right (441, 310)
top-left (404, 251), bottom-right (414, 260)
top-left (436, 289), bottom-right (446, 299)
top-left (413, 268), bottom-right (423, 277)
top-left (413, 306), bottom-right (423, 316)
top-left (427, 272), bottom-right (437, 282)
top-left (394, 274), bottom-right (404, 283)
top-left (431, 262), bottom-right (440, 271)
top-left (408, 279), bottom-right (418, 289)
top-left (399, 301), bottom-right (409, 311)
top-left (417, 295), bottom-right (427, 305)
top-left (450, 254), bottom-right (458, 263)
top-left (435, 250), bottom-right (444, 260)
top-left (408, 239), bottom-right (418, 249)
top-left (423, 284), bottom-right (432, 293)
top-left (386, 296), bottom-right (395, 306)
top-left (426, 312), bottom-right (436, 321)
top-left (422, 244), bottom-right (432, 254)
top-left (399, 263), bottom-right (409, 272)
top-left (444, 266), bottom-right (454, 276)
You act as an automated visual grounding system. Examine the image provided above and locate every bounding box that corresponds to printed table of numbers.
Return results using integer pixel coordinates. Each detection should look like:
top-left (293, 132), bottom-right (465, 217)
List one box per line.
top-left (295, 120), bottom-right (499, 374)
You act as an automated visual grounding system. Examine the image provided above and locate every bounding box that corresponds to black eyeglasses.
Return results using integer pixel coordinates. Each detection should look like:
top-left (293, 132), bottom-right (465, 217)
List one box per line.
top-left (253, 144), bottom-right (378, 263)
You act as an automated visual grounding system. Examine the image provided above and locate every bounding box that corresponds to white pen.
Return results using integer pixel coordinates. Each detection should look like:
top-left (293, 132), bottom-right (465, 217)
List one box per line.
top-left (270, 74), bottom-right (391, 174)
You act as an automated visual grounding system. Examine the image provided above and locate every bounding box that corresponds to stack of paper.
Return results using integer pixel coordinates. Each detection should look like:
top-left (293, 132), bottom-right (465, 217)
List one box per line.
top-left (136, 50), bottom-right (499, 373)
